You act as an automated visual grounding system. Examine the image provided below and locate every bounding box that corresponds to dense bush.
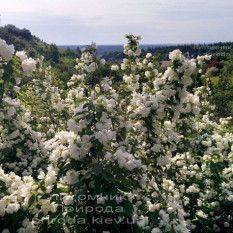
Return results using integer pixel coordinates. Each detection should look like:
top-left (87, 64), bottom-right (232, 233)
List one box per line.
top-left (0, 35), bottom-right (232, 233)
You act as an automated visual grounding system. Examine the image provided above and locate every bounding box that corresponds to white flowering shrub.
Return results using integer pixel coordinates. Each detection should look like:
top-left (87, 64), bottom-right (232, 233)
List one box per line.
top-left (0, 36), bottom-right (232, 233)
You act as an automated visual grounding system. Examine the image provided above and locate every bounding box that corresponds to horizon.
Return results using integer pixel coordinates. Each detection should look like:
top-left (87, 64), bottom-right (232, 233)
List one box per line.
top-left (1, 0), bottom-right (233, 45)
top-left (3, 23), bottom-right (233, 46)
top-left (58, 41), bottom-right (233, 46)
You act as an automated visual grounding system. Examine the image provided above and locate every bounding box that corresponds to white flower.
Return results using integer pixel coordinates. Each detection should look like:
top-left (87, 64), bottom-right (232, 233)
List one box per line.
top-left (123, 75), bottom-right (133, 83)
top-left (145, 71), bottom-right (151, 78)
top-left (16, 51), bottom-right (28, 62)
top-left (197, 55), bottom-right (211, 65)
top-left (40, 200), bottom-right (57, 215)
top-left (137, 216), bottom-right (149, 228)
top-left (121, 63), bottom-right (127, 70)
top-left (147, 201), bottom-right (160, 212)
top-left (6, 203), bottom-right (20, 214)
top-left (86, 62), bottom-right (96, 73)
top-left (97, 196), bottom-right (106, 205)
top-left (0, 38), bottom-right (14, 61)
top-left (37, 171), bottom-right (45, 180)
top-left (95, 129), bottom-right (116, 145)
top-left (111, 64), bottom-right (119, 71)
top-left (100, 58), bottom-right (106, 65)
top-left (146, 53), bottom-right (152, 59)
top-left (63, 170), bottom-right (79, 185)
top-left (95, 86), bottom-right (100, 93)
top-left (17, 218), bottom-right (36, 233)
top-left (15, 77), bottom-right (22, 85)
top-left (115, 149), bottom-right (141, 171)
top-left (196, 210), bottom-right (208, 219)
top-left (70, 74), bottom-right (84, 82)
top-left (224, 222), bottom-right (230, 228)
top-left (186, 185), bottom-right (200, 193)
top-left (63, 195), bottom-right (74, 205)
top-left (169, 49), bottom-right (184, 61)
top-left (22, 58), bottom-right (37, 72)
top-left (135, 48), bottom-right (141, 56)
top-left (44, 166), bottom-right (57, 192)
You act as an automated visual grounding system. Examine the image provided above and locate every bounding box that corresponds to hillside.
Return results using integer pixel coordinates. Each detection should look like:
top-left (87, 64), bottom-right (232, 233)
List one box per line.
top-left (0, 25), bottom-right (79, 85)
top-left (0, 24), bottom-right (61, 63)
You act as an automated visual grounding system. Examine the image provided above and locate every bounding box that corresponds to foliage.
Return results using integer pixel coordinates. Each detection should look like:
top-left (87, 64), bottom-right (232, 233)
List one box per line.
top-left (0, 35), bottom-right (232, 233)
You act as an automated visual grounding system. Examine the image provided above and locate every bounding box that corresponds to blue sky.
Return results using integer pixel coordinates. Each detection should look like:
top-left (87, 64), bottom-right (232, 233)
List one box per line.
top-left (1, 0), bottom-right (233, 45)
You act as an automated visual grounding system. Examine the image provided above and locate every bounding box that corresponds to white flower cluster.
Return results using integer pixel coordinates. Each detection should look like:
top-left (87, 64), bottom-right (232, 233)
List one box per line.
top-left (0, 96), bottom-right (45, 175)
top-left (0, 35), bottom-right (232, 233)
top-left (124, 34), bottom-right (142, 57)
top-left (0, 39), bottom-right (14, 61)
top-left (115, 149), bottom-right (141, 171)
top-left (0, 167), bottom-right (35, 216)
top-left (16, 50), bottom-right (37, 72)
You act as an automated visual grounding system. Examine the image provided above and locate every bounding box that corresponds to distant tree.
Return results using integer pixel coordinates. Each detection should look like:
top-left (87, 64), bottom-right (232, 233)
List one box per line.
top-left (44, 44), bottom-right (60, 63)
top-left (61, 48), bottom-right (76, 58)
